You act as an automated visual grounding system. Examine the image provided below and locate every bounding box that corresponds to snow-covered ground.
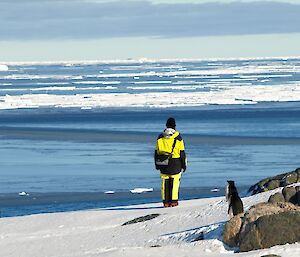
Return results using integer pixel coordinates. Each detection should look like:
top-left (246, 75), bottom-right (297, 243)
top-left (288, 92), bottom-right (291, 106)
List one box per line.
top-left (1, 189), bottom-right (299, 257)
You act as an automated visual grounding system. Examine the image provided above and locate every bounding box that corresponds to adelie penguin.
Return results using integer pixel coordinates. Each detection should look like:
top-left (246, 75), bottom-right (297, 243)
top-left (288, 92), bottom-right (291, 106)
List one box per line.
top-left (226, 180), bottom-right (244, 217)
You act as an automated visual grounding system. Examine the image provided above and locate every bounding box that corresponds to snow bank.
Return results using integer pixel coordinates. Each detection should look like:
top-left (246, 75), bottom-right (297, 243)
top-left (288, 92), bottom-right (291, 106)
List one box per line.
top-left (0, 188), bottom-right (299, 257)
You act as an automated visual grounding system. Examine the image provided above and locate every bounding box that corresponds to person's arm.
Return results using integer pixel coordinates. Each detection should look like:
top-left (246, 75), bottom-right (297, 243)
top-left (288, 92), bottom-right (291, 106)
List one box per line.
top-left (177, 135), bottom-right (187, 172)
top-left (154, 149), bottom-right (159, 170)
top-left (180, 149), bottom-right (187, 172)
top-left (154, 137), bottom-right (160, 170)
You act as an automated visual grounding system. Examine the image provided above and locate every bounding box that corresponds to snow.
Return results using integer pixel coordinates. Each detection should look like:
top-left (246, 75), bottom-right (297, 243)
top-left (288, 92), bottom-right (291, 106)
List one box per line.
top-left (130, 188), bottom-right (154, 194)
top-left (0, 188), bottom-right (299, 257)
top-left (18, 191), bottom-right (29, 196)
top-left (73, 81), bottom-right (121, 85)
top-left (0, 85), bottom-right (118, 92)
top-left (104, 191), bottom-right (115, 194)
top-left (2, 56), bottom-right (300, 66)
top-left (1, 84), bottom-right (299, 109)
top-left (0, 64), bottom-right (9, 71)
top-left (88, 65), bottom-right (300, 79)
top-left (133, 81), bottom-right (172, 84)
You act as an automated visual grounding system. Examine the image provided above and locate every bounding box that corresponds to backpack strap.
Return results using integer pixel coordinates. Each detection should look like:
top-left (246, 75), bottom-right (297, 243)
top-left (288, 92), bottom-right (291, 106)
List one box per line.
top-left (170, 136), bottom-right (178, 154)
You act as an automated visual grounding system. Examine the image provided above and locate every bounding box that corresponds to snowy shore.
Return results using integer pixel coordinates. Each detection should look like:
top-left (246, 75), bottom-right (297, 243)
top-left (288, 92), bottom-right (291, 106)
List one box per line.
top-left (1, 188), bottom-right (299, 257)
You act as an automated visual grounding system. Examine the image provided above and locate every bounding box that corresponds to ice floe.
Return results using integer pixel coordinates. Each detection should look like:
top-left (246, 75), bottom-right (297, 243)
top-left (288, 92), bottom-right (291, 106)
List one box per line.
top-left (1, 84), bottom-right (299, 110)
top-left (0, 64), bottom-right (9, 71)
top-left (130, 188), bottom-right (153, 194)
top-left (104, 191), bottom-right (115, 194)
top-left (18, 192), bottom-right (29, 196)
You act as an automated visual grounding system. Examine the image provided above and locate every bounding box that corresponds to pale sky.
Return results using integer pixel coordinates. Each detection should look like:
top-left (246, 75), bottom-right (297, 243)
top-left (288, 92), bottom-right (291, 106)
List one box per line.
top-left (1, 0), bottom-right (300, 62)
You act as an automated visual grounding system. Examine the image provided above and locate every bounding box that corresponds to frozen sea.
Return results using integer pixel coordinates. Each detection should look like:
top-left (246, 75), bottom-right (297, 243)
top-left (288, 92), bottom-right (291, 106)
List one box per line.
top-left (0, 57), bottom-right (300, 217)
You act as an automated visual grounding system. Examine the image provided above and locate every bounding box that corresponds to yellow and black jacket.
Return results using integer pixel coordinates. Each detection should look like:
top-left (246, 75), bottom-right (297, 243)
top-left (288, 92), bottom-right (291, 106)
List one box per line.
top-left (155, 128), bottom-right (187, 175)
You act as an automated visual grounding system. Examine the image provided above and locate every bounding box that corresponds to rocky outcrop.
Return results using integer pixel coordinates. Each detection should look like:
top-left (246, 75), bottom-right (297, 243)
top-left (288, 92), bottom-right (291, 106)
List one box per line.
top-left (225, 171), bottom-right (300, 252)
top-left (282, 186), bottom-right (297, 204)
top-left (223, 213), bottom-right (244, 247)
top-left (268, 185), bottom-right (300, 206)
top-left (223, 202), bottom-right (300, 252)
top-left (248, 168), bottom-right (300, 195)
top-left (268, 192), bottom-right (285, 204)
top-left (240, 211), bottom-right (300, 252)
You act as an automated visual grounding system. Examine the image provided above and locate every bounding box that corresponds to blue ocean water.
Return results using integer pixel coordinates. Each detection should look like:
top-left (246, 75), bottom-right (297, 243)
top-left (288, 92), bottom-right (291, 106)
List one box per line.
top-left (0, 58), bottom-right (300, 216)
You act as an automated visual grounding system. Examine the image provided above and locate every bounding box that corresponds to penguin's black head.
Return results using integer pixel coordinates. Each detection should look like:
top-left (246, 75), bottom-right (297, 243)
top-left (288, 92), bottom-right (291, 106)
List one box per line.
top-left (227, 180), bottom-right (235, 187)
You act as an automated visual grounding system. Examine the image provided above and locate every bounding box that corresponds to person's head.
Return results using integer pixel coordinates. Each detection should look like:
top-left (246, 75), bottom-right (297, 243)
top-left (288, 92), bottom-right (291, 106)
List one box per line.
top-left (166, 117), bottom-right (176, 129)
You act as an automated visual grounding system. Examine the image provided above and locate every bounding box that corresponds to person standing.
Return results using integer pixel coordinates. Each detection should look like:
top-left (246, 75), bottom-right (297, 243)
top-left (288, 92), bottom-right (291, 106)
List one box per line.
top-left (154, 117), bottom-right (187, 207)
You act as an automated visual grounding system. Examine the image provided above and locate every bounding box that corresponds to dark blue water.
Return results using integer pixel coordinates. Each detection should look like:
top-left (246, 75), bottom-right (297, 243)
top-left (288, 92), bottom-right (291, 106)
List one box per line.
top-left (1, 107), bottom-right (300, 192)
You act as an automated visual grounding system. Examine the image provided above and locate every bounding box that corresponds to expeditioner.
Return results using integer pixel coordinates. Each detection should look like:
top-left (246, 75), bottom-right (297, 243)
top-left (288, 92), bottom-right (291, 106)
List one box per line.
top-left (154, 117), bottom-right (187, 207)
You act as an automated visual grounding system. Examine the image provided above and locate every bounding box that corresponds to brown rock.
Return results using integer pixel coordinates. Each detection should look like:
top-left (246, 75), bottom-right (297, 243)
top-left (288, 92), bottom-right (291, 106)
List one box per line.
top-left (266, 180), bottom-right (280, 191)
top-left (248, 169), bottom-right (300, 195)
top-left (122, 214), bottom-right (160, 226)
top-left (281, 172), bottom-right (298, 186)
top-left (296, 186), bottom-right (300, 205)
top-left (239, 202), bottom-right (299, 243)
top-left (282, 186), bottom-right (297, 204)
top-left (240, 211), bottom-right (300, 252)
top-left (257, 178), bottom-right (270, 188)
top-left (268, 192), bottom-right (285, 204)
top-left (223, 213), bottom-right (244, 247)
top-left (296, 168), bottom-right (300, 182)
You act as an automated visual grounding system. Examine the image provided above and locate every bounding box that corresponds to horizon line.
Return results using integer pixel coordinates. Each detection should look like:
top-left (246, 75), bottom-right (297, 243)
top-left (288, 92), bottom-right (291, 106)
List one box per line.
top-left (1, 55), bottom-right (300, 66)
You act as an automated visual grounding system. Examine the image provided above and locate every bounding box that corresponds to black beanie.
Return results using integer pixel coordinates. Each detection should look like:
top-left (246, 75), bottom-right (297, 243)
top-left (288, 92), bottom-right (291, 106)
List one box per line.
top-left (166, 117), bottom-right (176, 129)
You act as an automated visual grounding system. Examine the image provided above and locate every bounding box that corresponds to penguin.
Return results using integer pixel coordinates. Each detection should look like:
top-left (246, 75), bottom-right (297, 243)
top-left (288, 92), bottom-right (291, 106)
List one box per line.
top-left (226, 180), bottom-right (244, 217)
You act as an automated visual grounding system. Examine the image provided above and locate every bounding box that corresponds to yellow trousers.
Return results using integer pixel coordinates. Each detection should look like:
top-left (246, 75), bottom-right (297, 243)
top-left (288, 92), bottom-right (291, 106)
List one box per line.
top-left (160, 172), bottom-right (181, 203)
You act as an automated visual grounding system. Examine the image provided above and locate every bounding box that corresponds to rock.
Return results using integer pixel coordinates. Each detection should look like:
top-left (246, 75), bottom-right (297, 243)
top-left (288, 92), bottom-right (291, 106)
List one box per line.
top-left (296, 168), bottom-right (300, 182)
top-left (239, 211), bottom-right (300, 252)
top-left (257, 178), bottom-right (270, 188)
top-left (243, 202), bottom-right (298, 225)
top-left (239, 202), bottom-right (298, 248)
top-left (282, 186), bottom-right (297, 204)
top-left (247, 184), bottom-right (259, 195)
top-left (248, 168), bottom-right (300, 195)
top-left (223, 213), bottom-right (244, 247)
top-left (122, 214), bottom-right (160, 226)
top-left (191, 232), bottom-right (204, 242)
top-left (265, 180), bottom-right (280, 191)
top-left (281, 172), bottom-right (298, 186)
top-left (222, 200), bottom-right (300, 252)
top-left (268, 192), bottom-right (285, 204)
top-left (296, 186), bottom-right (300, 205)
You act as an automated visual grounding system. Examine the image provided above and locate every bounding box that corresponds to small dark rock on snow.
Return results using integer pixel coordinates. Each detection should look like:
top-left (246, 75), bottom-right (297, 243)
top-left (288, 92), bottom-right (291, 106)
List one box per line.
top-left (122, 214), bottom-right (160, 226)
